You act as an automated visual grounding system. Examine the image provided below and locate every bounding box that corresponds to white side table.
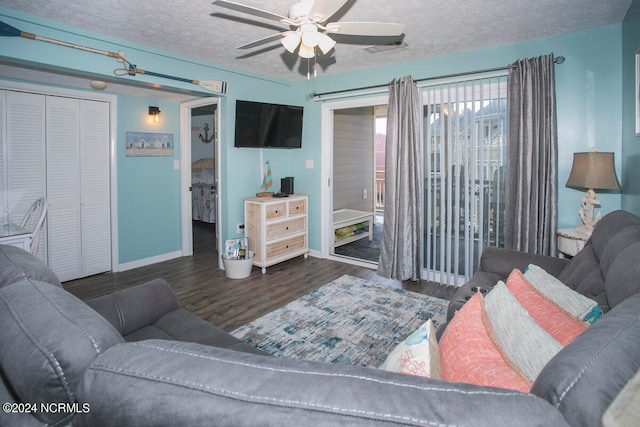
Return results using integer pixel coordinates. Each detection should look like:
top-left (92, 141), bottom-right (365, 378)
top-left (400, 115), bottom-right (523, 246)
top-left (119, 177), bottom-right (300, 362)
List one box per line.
top-left (556, 228), bottom-right (589, 258)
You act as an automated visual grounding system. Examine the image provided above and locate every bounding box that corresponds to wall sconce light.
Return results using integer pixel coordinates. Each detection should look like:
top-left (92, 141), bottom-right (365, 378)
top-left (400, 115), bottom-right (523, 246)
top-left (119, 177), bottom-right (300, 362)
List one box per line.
top-left (566, 148), bottom-right (621, 236)
top-left (149, 106), bottom-right (161, 123)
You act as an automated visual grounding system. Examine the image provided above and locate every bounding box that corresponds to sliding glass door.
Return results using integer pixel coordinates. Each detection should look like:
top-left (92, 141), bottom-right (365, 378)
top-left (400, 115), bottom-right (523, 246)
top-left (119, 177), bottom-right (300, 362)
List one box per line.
top-left (423, 74), bottom-right (508, 285)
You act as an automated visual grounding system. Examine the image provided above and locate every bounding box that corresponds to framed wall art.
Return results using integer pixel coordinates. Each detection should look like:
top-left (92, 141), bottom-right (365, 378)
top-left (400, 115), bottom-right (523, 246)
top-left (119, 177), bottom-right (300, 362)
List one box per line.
top-left (126, 132), bottom-right (174, 157)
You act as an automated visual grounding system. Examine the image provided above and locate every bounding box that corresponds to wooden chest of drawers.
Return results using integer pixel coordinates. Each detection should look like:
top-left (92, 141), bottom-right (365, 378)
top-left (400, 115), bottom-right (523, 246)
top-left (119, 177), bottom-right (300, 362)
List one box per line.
top-left (244, 194), bottom-right (309, 273)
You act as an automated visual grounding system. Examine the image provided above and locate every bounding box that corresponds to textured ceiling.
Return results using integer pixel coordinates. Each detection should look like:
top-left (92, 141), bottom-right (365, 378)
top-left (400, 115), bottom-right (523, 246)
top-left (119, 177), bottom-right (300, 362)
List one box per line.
top-left (0, 0), bottom-right (633, 82)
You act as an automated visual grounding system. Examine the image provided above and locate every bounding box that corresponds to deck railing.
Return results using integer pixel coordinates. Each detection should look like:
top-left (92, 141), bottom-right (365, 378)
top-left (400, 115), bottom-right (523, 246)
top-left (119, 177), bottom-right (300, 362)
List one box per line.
top-left (375, 170), bottom-right (385, 209)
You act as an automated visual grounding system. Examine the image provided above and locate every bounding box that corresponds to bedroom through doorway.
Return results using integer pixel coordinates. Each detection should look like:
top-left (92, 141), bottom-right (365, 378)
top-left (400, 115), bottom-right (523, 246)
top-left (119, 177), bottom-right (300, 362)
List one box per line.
top-left (190, 103), bottom-right (218, 254)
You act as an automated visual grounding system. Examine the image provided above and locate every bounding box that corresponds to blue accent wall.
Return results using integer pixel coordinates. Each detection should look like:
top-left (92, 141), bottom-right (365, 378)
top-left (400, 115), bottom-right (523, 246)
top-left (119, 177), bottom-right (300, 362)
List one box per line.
top-left (117, 96), bottom-right (181, 262)
top-left (0, 5), bottom-right (635, 265)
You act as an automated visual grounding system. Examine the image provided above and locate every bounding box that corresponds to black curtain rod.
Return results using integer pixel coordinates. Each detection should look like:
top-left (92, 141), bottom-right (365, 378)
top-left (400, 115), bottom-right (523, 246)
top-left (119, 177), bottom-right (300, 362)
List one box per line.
top-left (309, 55), bottom-right (565, 100)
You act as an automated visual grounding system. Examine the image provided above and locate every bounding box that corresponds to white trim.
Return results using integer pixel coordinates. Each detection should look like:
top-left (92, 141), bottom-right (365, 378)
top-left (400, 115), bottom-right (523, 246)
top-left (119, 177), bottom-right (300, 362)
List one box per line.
top-left (118, 250), bottom-right (183, 272)
top-left (179, 97), bottom-right (220, 264)
top-left (320, 95), bottom-right (388, 261)
top-left (0, 78), bottom-right (119, 273)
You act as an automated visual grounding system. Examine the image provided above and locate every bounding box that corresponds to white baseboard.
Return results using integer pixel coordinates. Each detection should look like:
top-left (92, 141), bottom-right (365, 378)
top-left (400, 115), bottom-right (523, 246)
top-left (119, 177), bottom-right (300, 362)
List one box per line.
top-left (117, 250), bottom-right (183, 272)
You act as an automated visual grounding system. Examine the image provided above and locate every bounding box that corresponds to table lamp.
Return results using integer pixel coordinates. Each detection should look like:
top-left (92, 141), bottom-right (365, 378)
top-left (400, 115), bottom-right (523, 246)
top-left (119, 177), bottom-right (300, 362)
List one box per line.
top-left (565, 149), bottom-right (621, 236)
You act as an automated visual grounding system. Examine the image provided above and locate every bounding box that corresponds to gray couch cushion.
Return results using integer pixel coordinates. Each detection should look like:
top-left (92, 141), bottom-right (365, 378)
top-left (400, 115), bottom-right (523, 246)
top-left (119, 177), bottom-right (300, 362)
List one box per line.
top-left (86, 278), bottom-right (180, 336)
top-left (603, 240), bottom-right (640, 308)
top-left (0, 244), bottom-right (61, 288)
top-left (531, 292), bottom-right (640, 427)
top-left (557, 211), bottom-right (640, 312)
top-left (0, 279), bottom-right (124, 425)
top-left (78, 339), bottom-right (569, 426)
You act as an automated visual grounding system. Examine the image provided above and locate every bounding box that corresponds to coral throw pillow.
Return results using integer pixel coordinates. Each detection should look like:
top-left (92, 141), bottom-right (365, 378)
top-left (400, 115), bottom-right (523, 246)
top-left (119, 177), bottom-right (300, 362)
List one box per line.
top-left (439, 292), bottom-right (532, 392)
top-left (505, 269), bottom-right (588, 346)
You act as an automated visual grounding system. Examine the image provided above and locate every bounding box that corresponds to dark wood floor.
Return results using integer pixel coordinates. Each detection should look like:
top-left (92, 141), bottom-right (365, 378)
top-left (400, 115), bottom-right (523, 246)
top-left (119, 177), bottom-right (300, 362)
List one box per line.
top-left (64, 221), bottom-right (457, 332)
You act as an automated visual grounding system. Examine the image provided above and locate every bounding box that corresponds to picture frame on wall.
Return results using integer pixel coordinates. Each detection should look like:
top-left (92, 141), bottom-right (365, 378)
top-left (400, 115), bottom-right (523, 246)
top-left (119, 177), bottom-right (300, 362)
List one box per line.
top-left (125, 131), bottom-right (174, 157)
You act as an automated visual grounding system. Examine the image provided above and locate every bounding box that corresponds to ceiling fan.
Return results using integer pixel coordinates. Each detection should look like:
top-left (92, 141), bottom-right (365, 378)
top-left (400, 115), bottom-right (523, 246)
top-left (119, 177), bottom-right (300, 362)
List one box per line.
top-left (212, 0), bottom-right (405, 60)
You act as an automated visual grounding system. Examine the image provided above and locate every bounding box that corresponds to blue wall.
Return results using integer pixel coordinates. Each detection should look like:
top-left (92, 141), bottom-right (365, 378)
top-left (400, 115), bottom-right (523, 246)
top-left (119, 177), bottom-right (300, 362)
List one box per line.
top-left (292, 24), bottom-right (626, 250)
top-left (0, 6), bottom-right (633, 266)
top-left (117, 96), bottom-right (181, 262)
top-left (622, 0), bottom-right (640, 215)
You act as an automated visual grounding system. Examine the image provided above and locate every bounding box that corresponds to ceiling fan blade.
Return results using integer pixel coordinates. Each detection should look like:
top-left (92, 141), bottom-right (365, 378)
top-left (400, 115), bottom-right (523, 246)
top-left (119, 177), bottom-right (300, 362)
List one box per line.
top-left (308, 0), bottom-right (350, 23)
top-left (325, 21), bottom-right (405, 37)
top-left (212, 0), bottom-right (288, 23)
top-left (237, 32), bottom-right (285, 49)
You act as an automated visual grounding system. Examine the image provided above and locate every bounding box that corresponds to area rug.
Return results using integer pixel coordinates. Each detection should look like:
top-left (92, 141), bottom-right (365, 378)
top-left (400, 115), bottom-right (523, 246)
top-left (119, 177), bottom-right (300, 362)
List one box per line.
top-left (231, 274), bottom-right (448, 368)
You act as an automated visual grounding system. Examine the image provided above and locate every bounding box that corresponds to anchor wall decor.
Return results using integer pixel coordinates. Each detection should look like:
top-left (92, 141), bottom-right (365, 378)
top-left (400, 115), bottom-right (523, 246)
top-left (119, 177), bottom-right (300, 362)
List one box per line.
top-left (199, 123), bottom-right (215, 144)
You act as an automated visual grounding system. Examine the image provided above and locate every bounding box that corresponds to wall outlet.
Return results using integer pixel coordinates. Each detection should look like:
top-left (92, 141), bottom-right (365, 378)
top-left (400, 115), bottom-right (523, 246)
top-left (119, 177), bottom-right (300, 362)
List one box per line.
top-left (236, 223), bottom-right (245, 234)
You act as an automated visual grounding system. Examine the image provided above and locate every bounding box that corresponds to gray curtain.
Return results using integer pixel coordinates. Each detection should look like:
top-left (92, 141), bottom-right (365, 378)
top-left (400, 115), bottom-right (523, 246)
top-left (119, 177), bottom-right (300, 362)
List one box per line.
top-left (377, 76), bottom-right (423, 280)
top-left (505, 54), bottom-right (558, 255)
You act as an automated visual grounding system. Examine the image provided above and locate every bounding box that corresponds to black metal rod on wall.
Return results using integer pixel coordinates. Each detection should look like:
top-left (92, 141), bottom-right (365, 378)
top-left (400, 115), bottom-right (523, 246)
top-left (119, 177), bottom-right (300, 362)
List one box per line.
top-left (309, 55), bottom-right (565, 100)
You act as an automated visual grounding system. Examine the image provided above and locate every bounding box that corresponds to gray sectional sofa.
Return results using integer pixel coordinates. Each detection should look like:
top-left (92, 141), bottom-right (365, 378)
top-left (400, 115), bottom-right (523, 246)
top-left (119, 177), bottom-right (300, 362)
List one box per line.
top-left (1, 210), bottom-right (640, 426)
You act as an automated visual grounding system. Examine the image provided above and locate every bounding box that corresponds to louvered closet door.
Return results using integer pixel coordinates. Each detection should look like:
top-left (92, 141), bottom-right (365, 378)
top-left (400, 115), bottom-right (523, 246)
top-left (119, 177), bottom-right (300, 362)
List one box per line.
top-left (79, 99), bottom-right (111, 277)
top-left (46, 96), bottom-right (82, 280)
top-left (5, 91), bottom-right (46, 258)
top-left (46, 96), bottom-right (111, 281)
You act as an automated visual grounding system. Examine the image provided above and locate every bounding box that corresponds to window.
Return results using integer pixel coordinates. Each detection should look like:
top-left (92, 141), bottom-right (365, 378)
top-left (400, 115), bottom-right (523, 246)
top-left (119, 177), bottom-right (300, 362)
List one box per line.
top-left (423, 75), bottom-right (507, 284)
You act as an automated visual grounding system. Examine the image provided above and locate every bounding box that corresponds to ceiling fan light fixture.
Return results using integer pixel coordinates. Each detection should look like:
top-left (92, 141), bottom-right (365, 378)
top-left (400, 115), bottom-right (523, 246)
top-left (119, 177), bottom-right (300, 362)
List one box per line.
top-left (281, 31), bottom-right (301, 53)
top-left (317, 33), bottom-right (336, 54)
top-left (301, 28), bottom-right (321, 48)
top-left (298, 43), bottom-right (315, 59)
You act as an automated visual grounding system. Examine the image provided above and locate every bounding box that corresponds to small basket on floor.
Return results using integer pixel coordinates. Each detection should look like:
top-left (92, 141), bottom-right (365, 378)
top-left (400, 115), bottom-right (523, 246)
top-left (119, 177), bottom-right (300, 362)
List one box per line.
top-left (222, 251), bottom-right (254, 279)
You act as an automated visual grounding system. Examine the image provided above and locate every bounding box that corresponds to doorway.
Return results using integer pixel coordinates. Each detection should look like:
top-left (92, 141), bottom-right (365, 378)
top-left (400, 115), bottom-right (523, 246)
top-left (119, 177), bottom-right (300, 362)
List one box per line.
top-left (179, 98), bottom-right (220, 262)
top-left (191, 104), bottom-right (217, 253)
top-left (321, 95), bottom-right (388, 267)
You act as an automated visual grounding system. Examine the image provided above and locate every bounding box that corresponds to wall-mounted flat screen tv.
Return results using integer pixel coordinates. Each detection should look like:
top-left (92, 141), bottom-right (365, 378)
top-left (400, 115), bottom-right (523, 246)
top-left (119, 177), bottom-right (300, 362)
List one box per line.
top-left (234, 100), bottom-right (303, 149)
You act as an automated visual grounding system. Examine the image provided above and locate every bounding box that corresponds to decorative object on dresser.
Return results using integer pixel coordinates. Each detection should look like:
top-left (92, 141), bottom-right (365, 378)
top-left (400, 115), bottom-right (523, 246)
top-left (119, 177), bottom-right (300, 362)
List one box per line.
top-left (565, 148), bottom-right (621, 236)
top-left (244, 194), bottom-right (309, 273)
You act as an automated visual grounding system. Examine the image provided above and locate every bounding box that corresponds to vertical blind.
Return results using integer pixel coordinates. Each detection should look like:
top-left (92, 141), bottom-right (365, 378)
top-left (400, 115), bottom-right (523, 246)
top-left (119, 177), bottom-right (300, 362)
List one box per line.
top-left (422, 74), bottom-right (508, 285)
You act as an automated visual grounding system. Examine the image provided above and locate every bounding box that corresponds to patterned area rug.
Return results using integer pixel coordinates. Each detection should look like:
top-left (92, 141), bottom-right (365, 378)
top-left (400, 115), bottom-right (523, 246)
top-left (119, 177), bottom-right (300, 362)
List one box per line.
top-left (231, 274), bottom-right (448, 367)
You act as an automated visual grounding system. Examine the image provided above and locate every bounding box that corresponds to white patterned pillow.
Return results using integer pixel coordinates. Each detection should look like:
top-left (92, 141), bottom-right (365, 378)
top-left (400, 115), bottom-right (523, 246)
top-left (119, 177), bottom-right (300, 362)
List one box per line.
top-left (524, 264), bottom-right (603, 323)
top-left (379, 319), bottom-right (441, 379)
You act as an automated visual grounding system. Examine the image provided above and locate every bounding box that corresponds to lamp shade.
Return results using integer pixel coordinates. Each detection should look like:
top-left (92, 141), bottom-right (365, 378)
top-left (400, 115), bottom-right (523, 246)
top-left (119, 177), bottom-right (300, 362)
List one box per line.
top-left (566, 151), bottom-right (621, 190)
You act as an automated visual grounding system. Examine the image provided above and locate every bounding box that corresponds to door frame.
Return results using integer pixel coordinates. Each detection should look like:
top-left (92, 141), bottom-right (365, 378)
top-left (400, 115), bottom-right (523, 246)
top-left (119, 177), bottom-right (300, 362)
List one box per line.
top-left (320, 94), bottom-right (387, 267)
top-left (179, 97), bottom-right (220, 261)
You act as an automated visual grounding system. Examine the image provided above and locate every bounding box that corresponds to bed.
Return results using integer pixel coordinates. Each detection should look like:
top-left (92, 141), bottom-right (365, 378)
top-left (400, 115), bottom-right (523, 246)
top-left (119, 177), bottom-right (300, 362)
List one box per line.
top-left (192, 157), bottom-right (216, 223)
top-left (333, 209), bottom-right (375, 248)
